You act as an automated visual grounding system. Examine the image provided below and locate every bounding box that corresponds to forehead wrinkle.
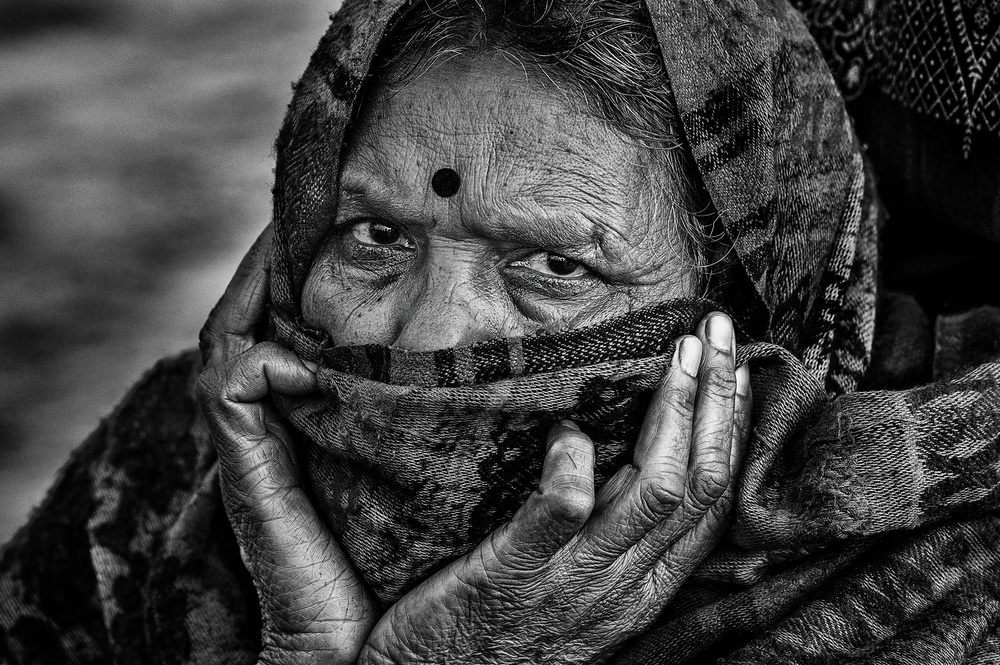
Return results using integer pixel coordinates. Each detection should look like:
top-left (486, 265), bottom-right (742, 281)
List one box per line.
top-left (505, 116), bottom-right (638, 220)
top-left (460, 185), bottom-right (615, 253)
top-left (339, 107), bottom-right (444, 223)
top-left (341, 58), bottom-right (651, 256)
top-left (337, 158), bottom-right (427, 223)
top-left (514, 167), bottom-right (633, 245)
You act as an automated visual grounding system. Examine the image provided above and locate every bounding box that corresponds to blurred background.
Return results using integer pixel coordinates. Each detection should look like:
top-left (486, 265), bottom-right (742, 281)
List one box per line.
top-left (0, 0), bottom-right (337, 543)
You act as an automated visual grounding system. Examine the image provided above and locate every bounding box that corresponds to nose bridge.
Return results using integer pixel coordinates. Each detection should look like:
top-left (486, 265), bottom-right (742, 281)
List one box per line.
top-left (392, 256), bottom-right (495, 351)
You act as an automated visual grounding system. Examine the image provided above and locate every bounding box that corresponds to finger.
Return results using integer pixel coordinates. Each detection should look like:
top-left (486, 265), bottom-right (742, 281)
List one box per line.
top-left (197, 341), bottom-right (375, 655)
top-left (216, 409), bottom-right (373, 654)
top-left (580, 336), bottom-right (700, 554)
top-left (640, 355), bottom-right (744, 596)
top-left (644, 487), bottom-right (733, 602)
top-left (647, 361), bottom-right (745, 591)
top-left (647, 364), bottom-right (748, 581)
top-left (200, 224), bottom-right (274, 369)
top-left (195, 342), bottom-right (311, 518)
top-left (632, 335), bottom-right (701, 509)
top-left (487, 420), bottom-right (595, 566)
top-left (645, 363), bottom-right (748, 577)
top-left (732, 362), bottom-right (752, 478)
top-left (196, 342), bottom-right (317, 487)
top-left (686, 312), bottom-right (737, 514)
top-left (197, 343), bottom-right (352, 597)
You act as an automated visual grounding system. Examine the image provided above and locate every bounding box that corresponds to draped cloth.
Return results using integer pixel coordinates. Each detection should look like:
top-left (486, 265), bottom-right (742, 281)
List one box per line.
top-left (264, 0), bottom-right (885, 610)
top-left (1, 0), bottom-right (1000, 663)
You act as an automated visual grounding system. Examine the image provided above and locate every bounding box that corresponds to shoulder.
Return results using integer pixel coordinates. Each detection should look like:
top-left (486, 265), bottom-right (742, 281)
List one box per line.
top-left (0, 349), bottom-right (221, 663)
top-left (91, 348), bottom-right (213, 518)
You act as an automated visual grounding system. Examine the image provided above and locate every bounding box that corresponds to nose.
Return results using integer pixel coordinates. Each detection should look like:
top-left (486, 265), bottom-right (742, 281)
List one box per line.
top-left (391, 268), bottom-right (506, 352)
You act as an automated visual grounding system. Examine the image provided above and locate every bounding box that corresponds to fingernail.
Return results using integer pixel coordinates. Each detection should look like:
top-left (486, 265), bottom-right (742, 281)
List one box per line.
top-left (679, 336), bottom-right (701, 376)
top-left (707, 313), bottom-right (733, 353)
top-left (301, 360), bottom-right (319, 374)
top-left (736, 363), bottom-right (750, 396)
top-left (560, 419), bottom-right (581, 432)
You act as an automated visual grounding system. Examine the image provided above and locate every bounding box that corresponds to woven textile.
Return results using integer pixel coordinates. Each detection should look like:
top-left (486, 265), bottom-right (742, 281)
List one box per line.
top-left (793, 0), bottom-right (1000, 142)
top-left (1, 0), bottom-right (999, 663)
top-left (271, 301), bottom-right (718, 602)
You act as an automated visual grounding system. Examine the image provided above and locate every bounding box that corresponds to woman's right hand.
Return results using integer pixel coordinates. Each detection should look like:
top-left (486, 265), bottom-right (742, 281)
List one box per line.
top-left (196, 227), bottom-right (379, 665)
top-left (362, 313), bottom-right (751, 665)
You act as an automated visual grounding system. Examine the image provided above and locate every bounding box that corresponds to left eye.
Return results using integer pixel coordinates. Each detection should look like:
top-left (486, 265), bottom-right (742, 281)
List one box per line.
top-left (518, 252), bottom-right (588, 279)
top-left (349, 221), bottom-right (415, 249)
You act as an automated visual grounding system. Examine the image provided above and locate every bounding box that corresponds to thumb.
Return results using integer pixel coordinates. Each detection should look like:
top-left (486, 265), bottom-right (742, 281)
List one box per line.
top-left (486, 420), bottom-right (595, 569)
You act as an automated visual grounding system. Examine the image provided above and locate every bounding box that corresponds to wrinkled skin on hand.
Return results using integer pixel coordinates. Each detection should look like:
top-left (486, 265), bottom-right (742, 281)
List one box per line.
top-left (198, 228), bottom-right (380, 665)
top-left (197, 228), bottom-right (751, 665)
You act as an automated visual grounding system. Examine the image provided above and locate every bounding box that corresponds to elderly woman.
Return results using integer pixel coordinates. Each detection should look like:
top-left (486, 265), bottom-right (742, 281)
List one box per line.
top-left (3, 0), bottom-right (1000, 663)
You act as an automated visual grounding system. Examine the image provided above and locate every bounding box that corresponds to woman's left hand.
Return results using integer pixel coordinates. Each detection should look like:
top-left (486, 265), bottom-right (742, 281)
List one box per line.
top-left (360, 315), bottom-right (750, 665)
top-left (198, 226), bottom-right (379, 665)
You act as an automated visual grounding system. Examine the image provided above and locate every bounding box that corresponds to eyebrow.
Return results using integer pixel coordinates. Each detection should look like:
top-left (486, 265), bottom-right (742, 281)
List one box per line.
top-left (336, 166), bottom-right (627, 257)
top-left (337, 168), bottom-right (427, 225)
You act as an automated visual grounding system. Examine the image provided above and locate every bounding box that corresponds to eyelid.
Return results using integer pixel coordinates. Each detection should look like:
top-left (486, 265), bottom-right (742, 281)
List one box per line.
top-left (503, 263), bottom-right (599, 302)
top-left (510, 248), bottom-right (592, 274)
top-left (344, 219), bottom-right (417, 250)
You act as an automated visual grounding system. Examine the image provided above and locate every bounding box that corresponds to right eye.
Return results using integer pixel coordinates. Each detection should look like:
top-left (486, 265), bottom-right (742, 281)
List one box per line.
top-left (349, 221), bottom-right (416, 249)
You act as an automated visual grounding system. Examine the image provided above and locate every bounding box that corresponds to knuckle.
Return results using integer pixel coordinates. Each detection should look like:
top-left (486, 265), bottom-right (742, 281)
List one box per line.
top-left (251, 340), bottom-right (279, 355)
top-left (231, 361), bottom-right (260, 394)
top-left (198, 322), bottom-right (218, 347)
top-left (689, 463), bottom-right (731, 507)
top-left (735, 395), bottom-right (754, 432)
top-left (702, 366), bottom-right (737, 399)
top-left (198, 327), bottom-right (221, 367)
top-left (661, 383), bottom-right (697, 419)
top-left (641, 479), bottom-right (684, 516)
top-left (544, 482), bottom-right (594, 525)
top-left (547, 432), bottom-right (593, 465)
top-left (194, 367), bottom-right (223, 403)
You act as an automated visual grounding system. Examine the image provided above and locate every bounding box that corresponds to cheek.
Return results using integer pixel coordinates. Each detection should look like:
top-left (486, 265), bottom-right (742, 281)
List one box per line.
top-left (632, 269), bottom-right (698, 307)
top-left (300, 262), bottom-right (406, 346)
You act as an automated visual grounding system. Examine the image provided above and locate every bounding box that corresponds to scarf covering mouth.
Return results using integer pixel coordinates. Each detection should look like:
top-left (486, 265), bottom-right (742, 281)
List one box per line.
top-left (272, 299), bottom-right (726, 602)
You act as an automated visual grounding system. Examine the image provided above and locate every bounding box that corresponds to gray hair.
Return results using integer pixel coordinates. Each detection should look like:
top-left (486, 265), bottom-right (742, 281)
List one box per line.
top-left (369, 0), bottom-right (718, 288)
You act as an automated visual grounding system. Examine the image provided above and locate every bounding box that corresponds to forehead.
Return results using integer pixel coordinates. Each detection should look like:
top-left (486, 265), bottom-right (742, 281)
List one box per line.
top-left (337, 55), bottom-right (652, 233)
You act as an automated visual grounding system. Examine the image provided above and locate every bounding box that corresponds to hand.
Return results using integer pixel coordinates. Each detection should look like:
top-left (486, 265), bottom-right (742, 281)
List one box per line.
top-left (198, 224), bottom-right (273, 370)
top-left (196, 227), bottom-right (378, 665)
top-left (361, 313), bottom-right (751, 665)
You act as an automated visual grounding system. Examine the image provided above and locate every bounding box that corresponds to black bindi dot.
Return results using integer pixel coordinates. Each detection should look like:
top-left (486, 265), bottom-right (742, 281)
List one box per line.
top-left (431, 168), bottom-right (461, 198)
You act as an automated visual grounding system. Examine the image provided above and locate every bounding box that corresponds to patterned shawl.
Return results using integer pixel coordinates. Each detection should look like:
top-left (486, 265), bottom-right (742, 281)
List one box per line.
top-left (1, 0), bottom-right (999, 663)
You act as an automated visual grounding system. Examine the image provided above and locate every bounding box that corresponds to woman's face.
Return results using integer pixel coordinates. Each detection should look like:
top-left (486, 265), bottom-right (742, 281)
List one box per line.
top-left (302, 54), bottom-right (696, 350)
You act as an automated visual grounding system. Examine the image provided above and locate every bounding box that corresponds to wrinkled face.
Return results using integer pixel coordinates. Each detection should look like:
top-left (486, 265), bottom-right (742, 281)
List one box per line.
top-left (302, 54), bottom-right (696, 350)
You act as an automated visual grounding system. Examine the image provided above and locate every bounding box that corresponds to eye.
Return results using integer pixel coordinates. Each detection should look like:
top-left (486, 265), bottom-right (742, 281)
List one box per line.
top-left (349, 221), bottom-right (416, 249)
top-left (517, 251), bottom-right (588, 279)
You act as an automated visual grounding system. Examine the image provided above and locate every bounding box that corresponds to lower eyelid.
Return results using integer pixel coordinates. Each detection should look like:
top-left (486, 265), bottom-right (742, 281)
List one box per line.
top-left (351, 244), bottom-right (412, 261)
top-left (504, 264), bottom-right (598, 296)
top-left (338, 236), bottom-right (415, 269)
